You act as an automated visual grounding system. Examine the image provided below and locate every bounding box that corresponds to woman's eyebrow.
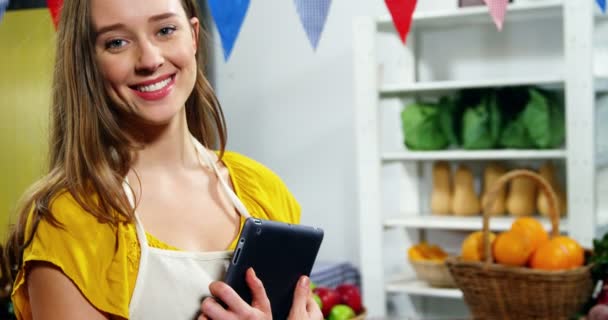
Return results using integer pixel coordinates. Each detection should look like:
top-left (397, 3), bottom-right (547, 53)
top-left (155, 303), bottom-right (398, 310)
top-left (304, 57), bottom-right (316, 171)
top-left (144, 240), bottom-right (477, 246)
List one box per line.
top-left (95, 23), bottom-right (126, 38)
top-left (94, 13), bottom-right (178, 38)
top-left (149, 12), bottom-right (178, 22)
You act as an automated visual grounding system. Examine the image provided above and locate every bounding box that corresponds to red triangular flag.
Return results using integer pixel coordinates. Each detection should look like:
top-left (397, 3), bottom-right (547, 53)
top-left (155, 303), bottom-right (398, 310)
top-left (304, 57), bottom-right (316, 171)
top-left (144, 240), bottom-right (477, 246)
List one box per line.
top-left (385, 0), bottom-right (417, 44)
top-left (47, 0), bottom-right (62, 29)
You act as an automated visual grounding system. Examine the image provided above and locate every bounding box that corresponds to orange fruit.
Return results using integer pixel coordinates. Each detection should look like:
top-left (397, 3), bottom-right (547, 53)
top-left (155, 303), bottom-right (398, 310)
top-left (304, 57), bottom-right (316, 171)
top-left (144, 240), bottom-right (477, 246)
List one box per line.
top-left (492, 231), bottom-right (534, 266)
top-left (510, 217), bottom-right (549, 253)
top-left (408, 246), bottom-right (425, 261)
top-left (530, 236), bottom-right (584, 270)
top-left (552, 236), bottom-right (584, 268)
top-left (408, 243), bottom-right (448, 261)
top-left (426, 244), bottom-right (448, 261)
top-left (461, 231), bottom-right (496, 262)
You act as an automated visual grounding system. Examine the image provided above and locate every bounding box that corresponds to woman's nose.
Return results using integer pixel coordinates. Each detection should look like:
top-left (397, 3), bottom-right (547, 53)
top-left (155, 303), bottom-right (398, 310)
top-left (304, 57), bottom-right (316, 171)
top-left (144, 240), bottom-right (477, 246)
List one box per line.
top-left (135, 40), bottom-right (164, 73)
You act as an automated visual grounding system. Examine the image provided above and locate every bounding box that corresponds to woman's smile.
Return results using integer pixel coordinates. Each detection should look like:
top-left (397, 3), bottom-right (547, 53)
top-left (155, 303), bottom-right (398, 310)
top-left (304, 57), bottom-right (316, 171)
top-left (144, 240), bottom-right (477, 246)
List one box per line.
top-left (130, 73), bottom-right (177, 101)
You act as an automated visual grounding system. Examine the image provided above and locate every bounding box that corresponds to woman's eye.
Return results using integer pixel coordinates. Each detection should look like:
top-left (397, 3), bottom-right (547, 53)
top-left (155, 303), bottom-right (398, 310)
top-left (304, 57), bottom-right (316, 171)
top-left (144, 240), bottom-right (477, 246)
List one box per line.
top-left (105, 39), bottom-right (127, 50)
top-left (158, 26), bottom-right (176, 36)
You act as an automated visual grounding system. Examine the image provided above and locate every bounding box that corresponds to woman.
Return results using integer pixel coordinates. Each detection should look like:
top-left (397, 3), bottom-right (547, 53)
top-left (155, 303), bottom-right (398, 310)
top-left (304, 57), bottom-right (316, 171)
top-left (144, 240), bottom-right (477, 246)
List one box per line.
top-left (5, 0), bottom-right (322, 319)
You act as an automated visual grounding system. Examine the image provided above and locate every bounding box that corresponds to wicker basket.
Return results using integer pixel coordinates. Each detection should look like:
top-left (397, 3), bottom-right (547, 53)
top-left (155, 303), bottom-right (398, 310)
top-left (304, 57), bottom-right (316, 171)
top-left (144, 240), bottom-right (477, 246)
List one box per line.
top-left (446, 169), bottom-right (593, 320)
top-left (410, 258), bottom-right (456, 288)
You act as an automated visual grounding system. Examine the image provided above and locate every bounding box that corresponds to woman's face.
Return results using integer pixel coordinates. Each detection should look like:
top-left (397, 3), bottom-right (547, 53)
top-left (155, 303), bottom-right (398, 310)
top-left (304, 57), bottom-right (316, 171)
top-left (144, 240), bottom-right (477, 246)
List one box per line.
top-left (92, 0), bottom-right (199, 125)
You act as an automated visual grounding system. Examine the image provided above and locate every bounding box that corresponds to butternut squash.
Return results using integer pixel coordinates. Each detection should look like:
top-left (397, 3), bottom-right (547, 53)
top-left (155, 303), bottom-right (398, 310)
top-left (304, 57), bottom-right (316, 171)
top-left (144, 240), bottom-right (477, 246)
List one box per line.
top-left (537, 162), bottom-right (567, 217)
top-left (481, 162), bottom-right (507, 216)
top-left (451, 165), bottom-right (480, 216)
top-left (431, 161), bottom-right (452, 215)
top-left (506, 174), bottom-right (537, 217)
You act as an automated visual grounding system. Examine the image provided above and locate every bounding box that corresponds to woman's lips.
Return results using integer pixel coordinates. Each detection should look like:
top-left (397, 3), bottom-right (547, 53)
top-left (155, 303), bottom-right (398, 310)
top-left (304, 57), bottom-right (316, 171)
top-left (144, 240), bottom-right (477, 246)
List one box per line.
top-left (130, 74), bottom-right (176, 101)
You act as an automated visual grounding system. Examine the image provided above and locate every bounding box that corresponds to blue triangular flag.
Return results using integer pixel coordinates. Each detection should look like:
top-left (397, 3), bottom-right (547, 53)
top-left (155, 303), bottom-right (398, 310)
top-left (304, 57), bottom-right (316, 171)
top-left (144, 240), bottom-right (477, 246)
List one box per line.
top-left (598, 0), bottom-right (606, 13)
top-left (293, 0), bottom-right (332, 50)
top-left (207, 0), bottom-right (250, 61)
top-left (0, 0), bottom-right (9, 24)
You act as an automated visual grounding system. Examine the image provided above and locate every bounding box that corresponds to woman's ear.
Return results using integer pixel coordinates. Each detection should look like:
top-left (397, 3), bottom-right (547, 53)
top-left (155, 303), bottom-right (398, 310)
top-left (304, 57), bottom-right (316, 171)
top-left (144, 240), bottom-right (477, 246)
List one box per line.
top-left (189, 17), bottom-right (200, 53)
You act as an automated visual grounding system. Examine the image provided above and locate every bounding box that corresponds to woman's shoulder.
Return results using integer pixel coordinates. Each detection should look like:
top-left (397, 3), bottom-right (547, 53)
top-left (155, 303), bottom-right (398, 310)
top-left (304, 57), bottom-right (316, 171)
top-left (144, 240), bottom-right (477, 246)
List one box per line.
top-left (23, 190), bottom-right (120, 262)
top-left (13, 190), bottom-right (132, 319)
top-left (26, 191), bottom-right (117, 239)
top-left (221, 151), bottom-right (286, 190)
top-left (221, 151), bottom-right (301, 224)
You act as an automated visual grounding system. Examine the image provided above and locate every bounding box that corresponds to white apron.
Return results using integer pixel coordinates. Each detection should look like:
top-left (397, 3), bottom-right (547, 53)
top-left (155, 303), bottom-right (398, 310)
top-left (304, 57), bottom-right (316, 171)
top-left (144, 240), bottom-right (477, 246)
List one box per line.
top-left (124, 137), bottom-right (251, 320)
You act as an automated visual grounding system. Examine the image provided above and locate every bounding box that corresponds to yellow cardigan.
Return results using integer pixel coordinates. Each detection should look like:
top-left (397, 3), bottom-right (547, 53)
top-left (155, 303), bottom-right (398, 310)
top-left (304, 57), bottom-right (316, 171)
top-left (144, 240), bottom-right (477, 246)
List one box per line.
top-left (12, 151), bottom-right (301, 320)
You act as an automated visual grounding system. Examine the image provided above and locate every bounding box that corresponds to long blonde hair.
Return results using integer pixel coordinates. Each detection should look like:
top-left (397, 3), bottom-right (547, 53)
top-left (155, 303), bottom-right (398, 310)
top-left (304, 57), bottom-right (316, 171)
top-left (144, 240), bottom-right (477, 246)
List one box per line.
top-left (5, 0), bottom-right (226, 279)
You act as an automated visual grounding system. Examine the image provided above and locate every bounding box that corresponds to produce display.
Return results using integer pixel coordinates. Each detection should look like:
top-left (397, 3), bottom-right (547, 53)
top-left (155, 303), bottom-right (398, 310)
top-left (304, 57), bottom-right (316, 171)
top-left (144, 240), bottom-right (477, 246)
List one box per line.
top-left (430, 161), bottom-right (567, 217)
top-left (537, 161), bottom-right (567, 217)
top-left (401, 87), bottom-right (565, 151)
top-left (447, 171), bottom-right (592, 320)
top-left (480, 163), bottom-right (507, 216)
top-left (408, 242), bottom-right (448, 262)
top-left (407, 242), bottom-right (455, 287)
top-left (505, 175), bottom-right (537, 217)
top-left (460, 217), bottom-right (584, 270)
top-left (430, 161), bottom-right (452, 215)
top-left (461, 231), bottom-right (496, 262)
top-left (451, 165), bottom-right (480, 216)
top-left (312, 282), bottom-right (365, 320)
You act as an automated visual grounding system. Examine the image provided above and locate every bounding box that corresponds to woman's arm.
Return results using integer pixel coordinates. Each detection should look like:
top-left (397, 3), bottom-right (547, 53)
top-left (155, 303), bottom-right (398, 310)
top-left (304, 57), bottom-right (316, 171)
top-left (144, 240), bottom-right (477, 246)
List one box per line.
top-left (27, 262), bottom-right (109, 320)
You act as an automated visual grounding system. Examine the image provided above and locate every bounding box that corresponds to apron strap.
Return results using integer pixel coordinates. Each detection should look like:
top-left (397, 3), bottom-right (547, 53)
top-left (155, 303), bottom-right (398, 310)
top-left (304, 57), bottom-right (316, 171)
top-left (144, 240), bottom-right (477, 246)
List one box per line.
top-left (191, 137), bottom-right (252, 219)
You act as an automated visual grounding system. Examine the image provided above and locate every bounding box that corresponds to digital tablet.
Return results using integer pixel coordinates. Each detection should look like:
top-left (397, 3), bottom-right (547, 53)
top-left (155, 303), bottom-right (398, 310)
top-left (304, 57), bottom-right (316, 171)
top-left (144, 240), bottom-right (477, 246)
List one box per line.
top-left (223, 217), bottom-right (324, 319)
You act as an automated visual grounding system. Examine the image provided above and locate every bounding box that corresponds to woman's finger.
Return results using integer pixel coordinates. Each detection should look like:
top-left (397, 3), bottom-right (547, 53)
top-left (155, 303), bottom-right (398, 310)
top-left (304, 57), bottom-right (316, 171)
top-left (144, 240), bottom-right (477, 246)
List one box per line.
top-left (306, 294), bottom-right (323, 318)
top-left (246, 268), bottom-right (272, 314)
top-left (208, 281), bottom-right (250, 314)
top-left (200, 296), bottom-right (232, 320)
top-left (289, 275), bottom-right (311, 316)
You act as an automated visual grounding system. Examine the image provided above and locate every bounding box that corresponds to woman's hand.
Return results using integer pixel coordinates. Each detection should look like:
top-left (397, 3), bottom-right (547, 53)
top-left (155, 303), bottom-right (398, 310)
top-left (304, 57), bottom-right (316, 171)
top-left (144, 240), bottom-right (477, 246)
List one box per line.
top-left (198, 268), bottom-right (323, 320)
top-left (286, 275), bottom-right (323, 320)
top-left (199, 268), bottom-right (271, 320)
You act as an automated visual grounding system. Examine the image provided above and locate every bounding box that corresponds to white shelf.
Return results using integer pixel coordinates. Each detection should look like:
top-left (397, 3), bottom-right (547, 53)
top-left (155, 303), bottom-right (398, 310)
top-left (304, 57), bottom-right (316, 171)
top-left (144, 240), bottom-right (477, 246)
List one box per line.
top-left (354, 2), bottom-right (601, 315)
top-left (378, 0), bottom-right (563, 29)
top-left (382, 149), bottom-right (566, 161)
top-left (380, 76), bottom-right (564, 95)
top-left (386, 278), bottom-right (463, 299)
top-left (384, 216), bottom-right (567, 232)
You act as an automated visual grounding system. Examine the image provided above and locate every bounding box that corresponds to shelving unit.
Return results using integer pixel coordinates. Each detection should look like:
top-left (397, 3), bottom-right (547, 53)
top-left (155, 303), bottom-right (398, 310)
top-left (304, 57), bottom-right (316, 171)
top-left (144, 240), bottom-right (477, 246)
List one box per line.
top-left (354, 0), bottom-right (604, 318)
top-left (380, 75), bottom-right (565, 95)
top-left (386, 277), bottom-right (463, 299)
top-left (384, 216), bottom-right (567, 232)
top-left (380, 76), bottom-right (608, 95)
top-left (382, 149), bottom-right (567, 161)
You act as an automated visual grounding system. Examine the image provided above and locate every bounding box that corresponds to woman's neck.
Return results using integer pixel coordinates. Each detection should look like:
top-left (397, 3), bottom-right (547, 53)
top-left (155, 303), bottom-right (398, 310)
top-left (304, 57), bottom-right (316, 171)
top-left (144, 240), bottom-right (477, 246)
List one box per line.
top-left (130, 111), bottom-right (201, 172)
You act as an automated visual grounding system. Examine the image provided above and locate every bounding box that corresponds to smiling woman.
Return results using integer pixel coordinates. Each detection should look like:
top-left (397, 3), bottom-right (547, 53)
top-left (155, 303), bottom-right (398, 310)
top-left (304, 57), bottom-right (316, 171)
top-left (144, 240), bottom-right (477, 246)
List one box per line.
top-left (4, 0), bottom-right (322, 320)
top-left (92, 1), bottom-right (201, 125)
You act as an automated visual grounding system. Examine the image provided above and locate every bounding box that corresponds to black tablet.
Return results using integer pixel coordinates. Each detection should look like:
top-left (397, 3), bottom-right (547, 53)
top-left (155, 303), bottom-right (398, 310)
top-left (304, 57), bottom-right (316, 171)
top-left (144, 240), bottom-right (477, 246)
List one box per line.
top-left (223, 217), bottom-right (324, 319)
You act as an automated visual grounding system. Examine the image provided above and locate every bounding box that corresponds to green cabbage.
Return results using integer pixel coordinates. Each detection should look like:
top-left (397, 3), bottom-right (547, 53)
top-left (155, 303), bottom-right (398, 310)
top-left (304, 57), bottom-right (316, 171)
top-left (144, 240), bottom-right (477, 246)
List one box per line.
top-left (400, 103), bottom-right (449, 150)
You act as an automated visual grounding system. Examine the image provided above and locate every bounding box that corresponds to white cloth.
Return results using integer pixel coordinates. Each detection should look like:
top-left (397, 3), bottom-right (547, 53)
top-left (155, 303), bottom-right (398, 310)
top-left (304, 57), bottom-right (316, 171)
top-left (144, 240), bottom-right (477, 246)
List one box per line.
top-left (125, 137), bottom-right (251, 319)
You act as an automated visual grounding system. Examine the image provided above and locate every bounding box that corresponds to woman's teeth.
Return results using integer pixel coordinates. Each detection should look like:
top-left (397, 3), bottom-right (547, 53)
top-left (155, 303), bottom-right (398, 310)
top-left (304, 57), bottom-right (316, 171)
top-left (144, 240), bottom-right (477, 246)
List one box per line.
top-left (137, 77), bottom-right (172, 92)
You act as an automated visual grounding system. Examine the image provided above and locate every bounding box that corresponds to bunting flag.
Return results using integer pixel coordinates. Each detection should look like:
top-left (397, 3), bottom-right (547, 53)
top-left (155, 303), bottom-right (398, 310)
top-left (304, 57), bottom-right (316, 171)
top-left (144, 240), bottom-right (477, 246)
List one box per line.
top-left (483, 0), bottom-right (508, 31)
top-left (0, 0), bottom-right (8, 24)
top-left (293, 0), bottom-right (332, 50)
top-left (598, 0), bottom-right (606, 13)
top-left (207, 0), bottom-right (250, 61)
top-left (384, 0), bottom-right (417, 44)
top-left (0, 0), bottom-right (8, 22)
top-left (47, 0), bottom-right (62, 28)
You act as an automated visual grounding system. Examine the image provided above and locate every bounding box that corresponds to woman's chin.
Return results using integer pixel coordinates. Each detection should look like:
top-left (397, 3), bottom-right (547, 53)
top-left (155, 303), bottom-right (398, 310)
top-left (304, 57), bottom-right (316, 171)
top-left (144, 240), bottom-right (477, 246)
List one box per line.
top-left (134, 109), bottom-right (183, 127)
